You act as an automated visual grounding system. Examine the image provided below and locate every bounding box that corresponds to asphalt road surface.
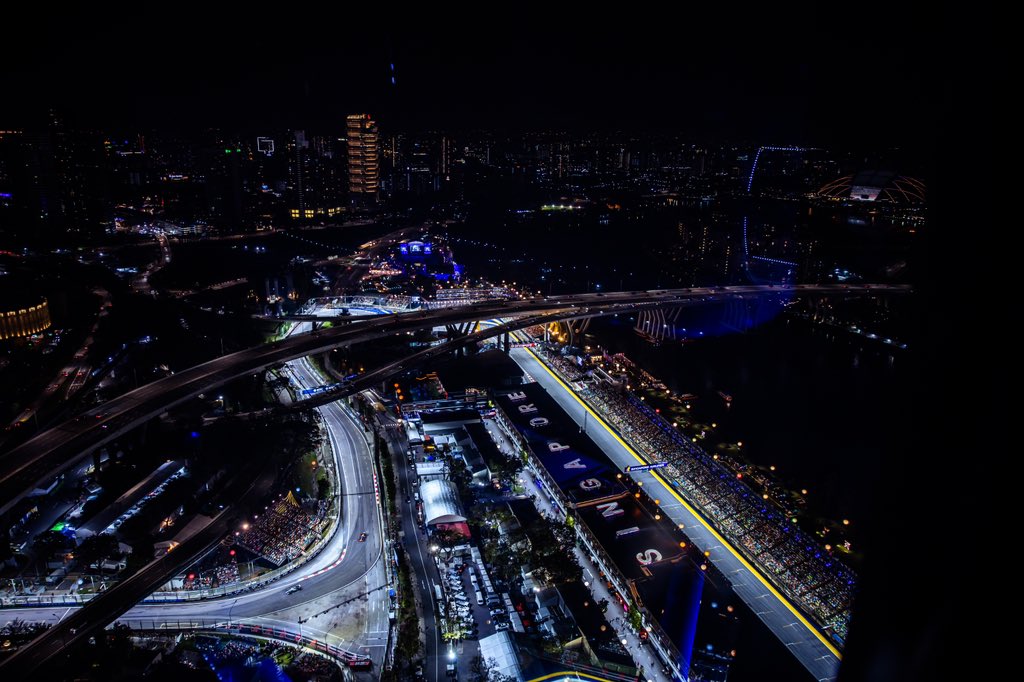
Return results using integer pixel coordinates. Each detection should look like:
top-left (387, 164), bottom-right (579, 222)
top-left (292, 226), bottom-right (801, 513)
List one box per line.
top-left (509, 346), bottom-right (843, 682)
top-left (0, 284), bottom-right (906, 517)
top-left (0, 356), bottom-right (389, 676)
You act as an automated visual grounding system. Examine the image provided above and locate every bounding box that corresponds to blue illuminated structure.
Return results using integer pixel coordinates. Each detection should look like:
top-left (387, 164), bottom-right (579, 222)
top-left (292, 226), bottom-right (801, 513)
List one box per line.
top-left (745, 145), bottom-right (805, 194)
top-left (751, 255), bottom-right (798, 267)
top-left (743, 146), bottom-right (804, 277)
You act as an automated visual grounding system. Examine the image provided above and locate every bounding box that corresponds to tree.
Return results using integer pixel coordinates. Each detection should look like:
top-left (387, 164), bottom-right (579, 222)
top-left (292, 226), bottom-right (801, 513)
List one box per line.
top-left (490, 455), bottom-right (521, 488)
top-left (470, 654), bottom-right (517, 682)
top-left (0, 537), bottom-right (15, 565)
top-left (316, 476), bottom-right (331, 500)
top-left (75, 533), bottom-right (121, 570)
top-left (484, 506), bottom-right (513, 530)
top-left (33, 530), bottom-right (71, 560)
top-left (519, 517), bottom-right (581, 585)
top-left (627, 600), bottom-right (644, 632)
top-left (432, 528), bottom-right (466, 561)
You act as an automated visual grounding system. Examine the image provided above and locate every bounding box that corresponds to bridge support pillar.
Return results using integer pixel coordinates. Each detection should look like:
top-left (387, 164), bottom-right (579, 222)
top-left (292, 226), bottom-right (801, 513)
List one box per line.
top-left (502, 331), bottom-right (510, 354)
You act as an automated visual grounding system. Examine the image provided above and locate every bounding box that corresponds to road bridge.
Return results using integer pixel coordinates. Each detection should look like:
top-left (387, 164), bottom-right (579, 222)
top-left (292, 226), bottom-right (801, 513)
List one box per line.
top-left (0, 284), bottom-right (908, 518)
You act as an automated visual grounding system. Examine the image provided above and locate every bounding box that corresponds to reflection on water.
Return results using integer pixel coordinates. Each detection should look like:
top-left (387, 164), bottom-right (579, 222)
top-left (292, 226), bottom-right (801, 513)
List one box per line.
top-left (592, 314), bottom-right (910, 526)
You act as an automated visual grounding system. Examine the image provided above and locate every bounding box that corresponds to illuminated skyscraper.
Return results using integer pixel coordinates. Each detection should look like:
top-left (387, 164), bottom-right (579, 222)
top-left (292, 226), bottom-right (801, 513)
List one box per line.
top-left (346, 114), bottom-right (379, 203)
top-left (286, 130), bottom-right (344, 221)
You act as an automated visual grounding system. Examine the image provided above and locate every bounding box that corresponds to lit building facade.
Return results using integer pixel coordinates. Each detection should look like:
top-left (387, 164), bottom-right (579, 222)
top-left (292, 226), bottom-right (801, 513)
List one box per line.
top-left (286, 130), bottom-right (344, 221)
top-left (346, 114), bottom-right (379, 203)
top-left (0, 298), bottom-right (51, 340)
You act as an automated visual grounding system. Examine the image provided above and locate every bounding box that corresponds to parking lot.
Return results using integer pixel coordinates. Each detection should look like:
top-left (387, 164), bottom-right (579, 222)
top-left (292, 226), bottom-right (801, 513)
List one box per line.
top-left (436, 557), bottom-right (510, 648)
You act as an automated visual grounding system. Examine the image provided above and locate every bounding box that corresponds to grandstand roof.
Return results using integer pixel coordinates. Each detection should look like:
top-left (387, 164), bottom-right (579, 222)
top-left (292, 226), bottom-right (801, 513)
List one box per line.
top-left (817, 170), bottom-right (925, 203)
top-left (433, 521), bottom-right (471, 539)
top-left (420, 478), bottom-right (465, 526)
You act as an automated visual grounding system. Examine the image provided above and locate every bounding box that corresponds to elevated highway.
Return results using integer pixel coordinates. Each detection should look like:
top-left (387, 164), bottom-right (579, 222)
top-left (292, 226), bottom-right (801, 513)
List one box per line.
top-left (0, 314), bottom-right (559, 677)
top-left (0, 284), bottom-right (908, 518)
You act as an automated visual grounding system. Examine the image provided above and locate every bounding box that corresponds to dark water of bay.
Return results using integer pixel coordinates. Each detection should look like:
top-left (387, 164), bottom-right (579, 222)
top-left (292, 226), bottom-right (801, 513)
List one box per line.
top-left (592, 313), bottom-right (910, 527)
top-left (590, 313), bottom-right (911, 681)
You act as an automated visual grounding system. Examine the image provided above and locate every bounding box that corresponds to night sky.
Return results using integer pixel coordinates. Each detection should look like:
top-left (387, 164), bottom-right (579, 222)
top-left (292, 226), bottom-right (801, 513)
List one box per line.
top-left (5, 8), bottom-right (940, 147)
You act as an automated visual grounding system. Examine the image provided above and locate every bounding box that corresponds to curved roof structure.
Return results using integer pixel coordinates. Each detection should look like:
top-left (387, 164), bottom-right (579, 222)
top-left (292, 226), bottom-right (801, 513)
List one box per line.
top-left (478, 631), bottom-right (523, 680)
top-left (420, 479), bottom-right (465, 526)
top-left (817, 170), bottom-right (925, 203)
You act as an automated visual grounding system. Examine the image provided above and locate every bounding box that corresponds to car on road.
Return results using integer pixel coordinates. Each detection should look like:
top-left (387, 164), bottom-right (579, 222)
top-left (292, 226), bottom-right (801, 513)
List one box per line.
top-left (286, 585), bottom-right (303, 595)
top-left (358, 532), bottom-right (368, 542)
top-left (495, 622), bottom-right (510, 631)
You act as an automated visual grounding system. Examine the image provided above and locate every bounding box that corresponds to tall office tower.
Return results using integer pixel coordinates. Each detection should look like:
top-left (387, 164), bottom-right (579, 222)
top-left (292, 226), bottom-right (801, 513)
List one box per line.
top-left (0, 112), bottom-right (110, 244)
top-left (346, 114), bottom-right (379, 204)
top-left (286, 131), bottom-right (344, 221)
top-left (287, 130), bottom-right (311, 219)
top-left (207, 138), bottom-right (247, 232)
top-left (440, 135), bottom-right (452, 181)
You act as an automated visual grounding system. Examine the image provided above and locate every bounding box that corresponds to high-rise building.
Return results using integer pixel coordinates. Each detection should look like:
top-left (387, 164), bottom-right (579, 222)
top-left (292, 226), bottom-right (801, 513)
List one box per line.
top-left (346, 114), bottom-right (379, 203)
top-left (0, 112), bottom-right (110, 244)
top-left (286, 131), bottom-right (344, 221)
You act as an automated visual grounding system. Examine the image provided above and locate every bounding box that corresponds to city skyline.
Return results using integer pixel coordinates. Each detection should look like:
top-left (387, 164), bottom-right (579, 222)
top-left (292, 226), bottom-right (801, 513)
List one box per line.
top-left (0, 9), bottom-right (992, 682)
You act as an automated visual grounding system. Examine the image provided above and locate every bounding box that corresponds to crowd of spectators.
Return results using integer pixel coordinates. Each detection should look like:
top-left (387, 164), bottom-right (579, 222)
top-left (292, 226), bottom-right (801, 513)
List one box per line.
top-left (181, 559), bottom-right (240, 591)
top-left (237, 496), bottom-right (330, 567)
top-left (289, 651), bottom-right (340, 677)
top-left (321, 294), bottom-right (414, 310)
top-left (209, 638), bottom-right (262, 663)
top-left (538, 349), bottom-right (855, 643)
top-left (214, 562), bottom-right (240, 585)
top-left (189, 636), bottom-right (340, 680)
